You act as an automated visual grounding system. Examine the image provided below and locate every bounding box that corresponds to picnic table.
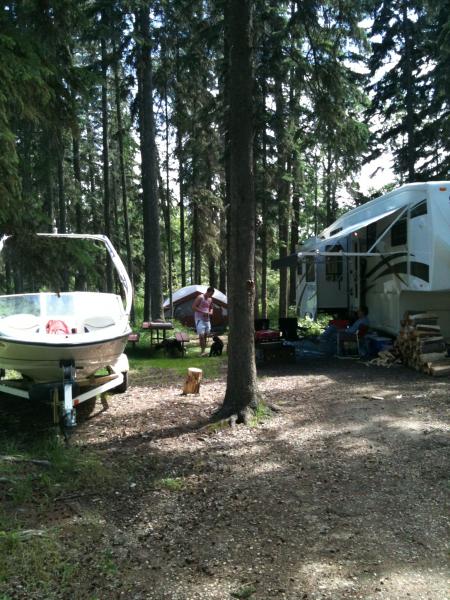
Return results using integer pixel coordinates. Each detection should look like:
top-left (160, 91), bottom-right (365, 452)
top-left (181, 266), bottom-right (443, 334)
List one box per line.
top-left (142, 321), bottom-right (174, 346)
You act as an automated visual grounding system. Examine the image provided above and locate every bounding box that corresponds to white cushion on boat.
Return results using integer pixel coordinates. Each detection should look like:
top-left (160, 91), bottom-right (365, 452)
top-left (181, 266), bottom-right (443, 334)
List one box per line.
top-left (0, 313), bottom-right (40, 330)
top-left (84, 316), bottom-right (116, 329)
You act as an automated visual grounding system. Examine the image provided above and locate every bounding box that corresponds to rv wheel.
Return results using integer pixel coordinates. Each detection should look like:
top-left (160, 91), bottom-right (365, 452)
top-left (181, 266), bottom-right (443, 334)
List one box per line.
top-left (115, 371), bottom-right (128, 394)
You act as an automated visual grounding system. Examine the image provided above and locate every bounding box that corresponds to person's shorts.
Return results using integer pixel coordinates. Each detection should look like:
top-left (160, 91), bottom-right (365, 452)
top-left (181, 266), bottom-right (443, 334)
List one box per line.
top-left (196, 320), bottom-right (211, 336)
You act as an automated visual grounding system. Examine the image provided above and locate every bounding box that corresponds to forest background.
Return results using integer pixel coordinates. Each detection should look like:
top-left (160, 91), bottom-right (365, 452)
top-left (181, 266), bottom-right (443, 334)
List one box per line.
top-left (0, 0), bottom-right (448, 322)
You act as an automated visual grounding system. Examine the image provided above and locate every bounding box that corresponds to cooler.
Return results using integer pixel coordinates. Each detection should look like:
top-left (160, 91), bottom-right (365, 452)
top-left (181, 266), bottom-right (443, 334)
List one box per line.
top-left (366, 335), bottom-right (393, 356)
top-left (255, 329), bottom-right (280, 342)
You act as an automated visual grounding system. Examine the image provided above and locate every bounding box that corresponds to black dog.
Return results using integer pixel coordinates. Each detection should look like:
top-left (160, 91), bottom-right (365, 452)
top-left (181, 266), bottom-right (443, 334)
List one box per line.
top-left (209, 335), bottom-right (224, 357)
top-left (154, 338), bottom-right (183, 358)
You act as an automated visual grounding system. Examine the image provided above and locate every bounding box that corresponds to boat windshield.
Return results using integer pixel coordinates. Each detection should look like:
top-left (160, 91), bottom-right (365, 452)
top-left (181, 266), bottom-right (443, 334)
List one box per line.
top-left (0, 292), bottom-right (124, 320)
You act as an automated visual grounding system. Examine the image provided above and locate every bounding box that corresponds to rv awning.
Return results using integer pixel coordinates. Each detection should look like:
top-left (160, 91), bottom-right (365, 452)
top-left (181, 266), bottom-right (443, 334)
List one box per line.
top-left (321, 206), bottom-right (403, 244)
top-left (272, 204), bottom-right (409, 269)
top-left (272, 254), bottom-right (299, 269)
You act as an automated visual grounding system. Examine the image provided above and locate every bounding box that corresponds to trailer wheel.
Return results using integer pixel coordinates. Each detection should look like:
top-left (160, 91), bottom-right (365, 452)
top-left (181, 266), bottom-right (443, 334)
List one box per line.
top-left (114, 371), bottom-right (128, 394)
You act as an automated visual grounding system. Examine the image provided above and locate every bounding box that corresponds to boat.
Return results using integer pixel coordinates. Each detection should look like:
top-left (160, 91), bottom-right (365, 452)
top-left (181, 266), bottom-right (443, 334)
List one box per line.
top-left (0, 233), bottom-right (132, 426)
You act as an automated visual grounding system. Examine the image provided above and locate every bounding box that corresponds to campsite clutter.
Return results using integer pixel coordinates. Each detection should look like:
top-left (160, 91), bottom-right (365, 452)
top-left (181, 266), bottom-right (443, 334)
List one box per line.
top-left (364, 311), bottom-right (450, 376)
top-left (395, 312), bottom-right (450, 376)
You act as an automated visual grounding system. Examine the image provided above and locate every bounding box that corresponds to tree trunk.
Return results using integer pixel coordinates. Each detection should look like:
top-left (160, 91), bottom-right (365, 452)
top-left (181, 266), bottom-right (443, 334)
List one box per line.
top-left (72, 133), bottom-right (86, 290)
top-left (324, 143), bottom-right (333, 225)
top-left (289, 158), bottom-right (300, 307)
top-left (208, 258), bottom-right (217, 288)
top-left (260, 80), bottom-right (268, 319)
top-left (192, 200), bottom-right (201, 284)
top-left (72, 134), bottom-right (83, 233)
top-left (57, 141), bottom-right (66, 234)
top-left (175, 43), bottom-right (186, 288)
top-left (191, 99), bottom-right (201, 285)
top-left (274, 77), bottom-right (290, 319)
top-left (219, 204), bottom-right (227, 293)
top-left (218, 0), bottom-right (258, 422)
top-left (113, 45), bottom-right (134, 321)
top-left (101, 32), bottom-right (113, 292)
top-left (136, 7), bottom-right (163, 321)
top-left (401, 1), bottom-right (416, 182)
top-left (86, 121), bottom-right (98, 233)
top-left (164, 80), bottom-right (174, 318)
top-left (43, 134), bottom-right (54, 227)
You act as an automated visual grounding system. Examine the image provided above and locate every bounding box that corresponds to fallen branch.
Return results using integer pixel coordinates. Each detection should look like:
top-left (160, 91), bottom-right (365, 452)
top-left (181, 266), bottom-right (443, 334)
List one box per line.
top-left (16, 529), bottom-right (48, 541)
top-left (0, 455), bottom-right (52, 468)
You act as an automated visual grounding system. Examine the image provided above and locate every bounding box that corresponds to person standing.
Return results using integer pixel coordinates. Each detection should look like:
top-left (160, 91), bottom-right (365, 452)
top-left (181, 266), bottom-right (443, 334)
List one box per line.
top-left (192, 287), bottom-right (215, 356)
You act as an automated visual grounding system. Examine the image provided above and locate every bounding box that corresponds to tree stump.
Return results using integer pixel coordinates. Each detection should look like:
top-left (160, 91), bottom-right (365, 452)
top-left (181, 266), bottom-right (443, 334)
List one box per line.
top-left (182, 368), bottom-right (202, 395)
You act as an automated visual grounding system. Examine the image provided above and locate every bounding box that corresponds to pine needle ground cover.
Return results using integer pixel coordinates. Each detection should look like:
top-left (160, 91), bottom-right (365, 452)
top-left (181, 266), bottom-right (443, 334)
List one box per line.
top-left (0, 357), bottom-right (448, 599)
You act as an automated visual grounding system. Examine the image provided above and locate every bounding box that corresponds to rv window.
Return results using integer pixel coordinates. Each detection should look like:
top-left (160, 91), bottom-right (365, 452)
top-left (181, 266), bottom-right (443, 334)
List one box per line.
top-left (305, 257), bottom-right (315, 282)
top-left (391, 217), bottom-right (407, 246)
top-left (366, 223), bottom-right (377, 251)
top-left (325, 245), bottom-right (343, 281)
top-left (325, 256), bottom-right (343, 281)
top-left (297, 261), bottom-right (303, 276)
top-left (329, 227), bottom-right (342, 236)
top-left (410, 199), bottom-right (427, 218)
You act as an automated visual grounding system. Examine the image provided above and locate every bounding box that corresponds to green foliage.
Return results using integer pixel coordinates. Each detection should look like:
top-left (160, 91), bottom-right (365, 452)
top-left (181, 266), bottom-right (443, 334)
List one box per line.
top-left (0, 0), bottom-right (445, 324)
top-left (0, 429), bottom-right (121, 597)
top-left (231, 585), bottom-right (257, 599)
top-left (0, 519), bottom-right (107, 597)
top-left (0, 436), bottom-right (113, 506)
top-left (128, 343), bottom-right (225, 380)
top-left (366, 0), bottom-right (449, 181)
top-left (249, 402), bottom-right (272, 427)
top-left (298, 313), bottom-right (332, 336)
top-left (157, 477), bottom-right (185, 491)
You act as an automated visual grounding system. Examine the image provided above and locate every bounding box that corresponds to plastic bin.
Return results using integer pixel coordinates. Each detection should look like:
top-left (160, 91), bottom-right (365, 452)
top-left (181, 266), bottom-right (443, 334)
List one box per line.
top-left (367, 335), bottom-right (393, 356)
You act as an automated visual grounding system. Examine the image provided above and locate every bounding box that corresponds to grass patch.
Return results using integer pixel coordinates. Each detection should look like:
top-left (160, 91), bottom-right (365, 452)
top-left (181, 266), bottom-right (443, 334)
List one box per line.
top-left (127, 345), bottom-right (226, 380)
top-left (0, 436), bottom-right (114, 506)
top-left (249, 402), bottom-right (272, 427)
top-left (231, 584), bottom-right (257, 598)
top-left (0, 427), bottom-right (121, 597)
top-left (0, 519), bottom-right (109, 599)
top-left (156, 477), bottom-right (185, 492)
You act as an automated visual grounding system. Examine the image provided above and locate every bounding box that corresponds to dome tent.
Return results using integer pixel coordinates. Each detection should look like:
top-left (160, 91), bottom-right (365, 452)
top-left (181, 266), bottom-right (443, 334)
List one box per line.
top-left (163, 285), bottom-right (228, 330)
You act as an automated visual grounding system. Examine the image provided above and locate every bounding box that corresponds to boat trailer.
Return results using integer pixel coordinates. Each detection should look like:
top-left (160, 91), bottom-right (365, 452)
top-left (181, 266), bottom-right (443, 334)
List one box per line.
top-left (0, 354), bottom-right (129, 428)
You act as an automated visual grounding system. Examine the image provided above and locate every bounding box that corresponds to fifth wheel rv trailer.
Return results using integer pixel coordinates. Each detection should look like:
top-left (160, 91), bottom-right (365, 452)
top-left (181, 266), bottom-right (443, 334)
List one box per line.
top-left (275, 181), bottom-right (450, 339)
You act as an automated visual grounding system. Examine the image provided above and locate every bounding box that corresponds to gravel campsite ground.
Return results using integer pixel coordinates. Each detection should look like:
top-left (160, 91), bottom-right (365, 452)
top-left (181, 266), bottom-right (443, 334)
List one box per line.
top-left (1, 354), bottom-right (449, 600)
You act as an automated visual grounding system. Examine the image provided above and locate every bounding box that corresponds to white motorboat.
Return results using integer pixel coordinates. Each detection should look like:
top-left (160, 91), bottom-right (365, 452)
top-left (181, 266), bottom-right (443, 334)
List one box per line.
top-left (0, 233), bottom-right (132, 426)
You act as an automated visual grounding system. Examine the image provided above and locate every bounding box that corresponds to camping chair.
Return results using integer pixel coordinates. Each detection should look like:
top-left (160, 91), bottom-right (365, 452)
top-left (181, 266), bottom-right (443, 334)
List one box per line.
top-left (278, 318), bottom-right (301, 341)
top-left (336, 325), bottom-right (369, 357)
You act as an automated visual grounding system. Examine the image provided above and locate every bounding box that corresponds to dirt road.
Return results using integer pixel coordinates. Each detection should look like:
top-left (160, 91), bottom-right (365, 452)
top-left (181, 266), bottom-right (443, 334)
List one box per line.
top-left (71, 358), bottom-right (448, 600)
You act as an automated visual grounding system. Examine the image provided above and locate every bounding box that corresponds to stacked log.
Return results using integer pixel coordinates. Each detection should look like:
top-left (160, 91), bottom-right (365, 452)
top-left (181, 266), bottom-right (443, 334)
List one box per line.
top-left (396, 312), bottom-right (450, 376)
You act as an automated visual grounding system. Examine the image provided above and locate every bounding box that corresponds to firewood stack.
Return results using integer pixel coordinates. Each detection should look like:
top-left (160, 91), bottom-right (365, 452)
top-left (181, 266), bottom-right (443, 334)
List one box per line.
top-left (396, 312), bottom-right (450, 376)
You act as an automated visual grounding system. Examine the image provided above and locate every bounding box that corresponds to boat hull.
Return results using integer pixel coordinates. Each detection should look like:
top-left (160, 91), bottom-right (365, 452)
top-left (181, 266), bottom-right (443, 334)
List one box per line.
top-left (0, 332), bottom-right (130, 383)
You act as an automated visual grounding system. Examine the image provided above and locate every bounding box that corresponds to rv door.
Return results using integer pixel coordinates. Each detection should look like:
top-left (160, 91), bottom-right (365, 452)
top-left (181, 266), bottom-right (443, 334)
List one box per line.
top-left (316, 243), bottom-right (349, 312)
top-left (297, 256), bottom-right (318, 318)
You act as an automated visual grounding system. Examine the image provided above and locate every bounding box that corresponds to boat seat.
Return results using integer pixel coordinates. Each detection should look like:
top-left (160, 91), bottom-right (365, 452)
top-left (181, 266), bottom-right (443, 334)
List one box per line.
top-left (0, 313), bottom-right (40, 330)
top-left (84, 315), bottom-right (116, 330)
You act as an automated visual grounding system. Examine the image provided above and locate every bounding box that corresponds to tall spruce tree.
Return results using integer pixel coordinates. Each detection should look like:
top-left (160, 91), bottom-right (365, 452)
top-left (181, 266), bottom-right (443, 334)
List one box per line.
top-left (217, 0), bottom-right (258, 422)
top-left (367, 1), bottom-right (431, 182)
top-left (135, 6), bottom-right (163, 320)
